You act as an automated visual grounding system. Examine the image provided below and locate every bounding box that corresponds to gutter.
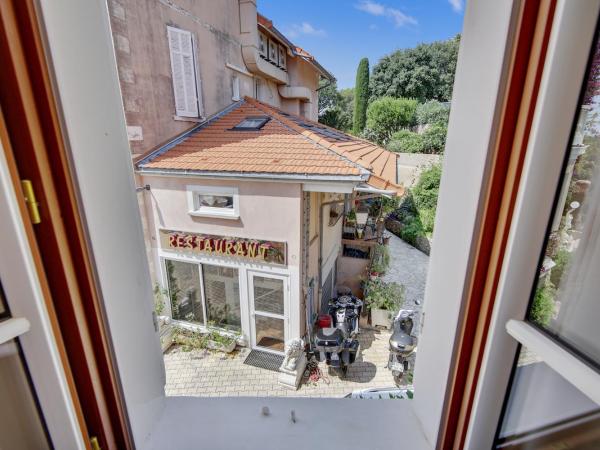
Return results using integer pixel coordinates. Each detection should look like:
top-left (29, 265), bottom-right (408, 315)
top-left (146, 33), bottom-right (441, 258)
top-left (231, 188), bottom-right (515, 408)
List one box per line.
top-left (137, 167), bottom-right (368, 183)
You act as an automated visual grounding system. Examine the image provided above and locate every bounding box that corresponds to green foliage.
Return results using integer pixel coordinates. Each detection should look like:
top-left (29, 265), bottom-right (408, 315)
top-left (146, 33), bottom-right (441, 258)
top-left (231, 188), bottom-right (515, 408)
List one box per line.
top-left (421, 123), bottom-right (448, 153)
top-left (353, 58), bottom-right (370, 133)
top-left (153, 283), bottom-right (167, 316)
top-left (416, 100), bottom-right (450, 126)
top-left (412, 164), bottom-right (441, 211)
top-left (530, 282), bottom-right (556, 327)
top-left (318, 80), bottom-right (354, 131)
top-left (398, 215), bottom-right (425, 245)
top-left (370, 35), bottom-right (460, 102)
top-left (364, 278), bottom-right (405, 311)
top-left (365, 97), bottom-right (417, 144)
top-left (371, 244), bottom-right (390, 274)
top-left (172, 327), bottom-right (237, 352)
top-left (386, 120), bottom-right (447, 154)
top-left (550, 249), bottom-right (571, 287)
top-left (387, 129), bottom-right (424, 153)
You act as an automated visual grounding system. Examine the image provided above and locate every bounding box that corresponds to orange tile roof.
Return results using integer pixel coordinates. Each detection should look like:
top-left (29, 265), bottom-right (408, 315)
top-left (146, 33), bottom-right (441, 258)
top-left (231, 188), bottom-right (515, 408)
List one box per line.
top-left (137, 97), bottom-right (403, 195)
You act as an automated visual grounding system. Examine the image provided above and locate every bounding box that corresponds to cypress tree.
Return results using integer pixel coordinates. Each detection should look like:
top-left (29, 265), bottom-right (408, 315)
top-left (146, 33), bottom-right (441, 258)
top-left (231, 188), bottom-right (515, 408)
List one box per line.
top-left (353, 57), bottom-right (370, 134)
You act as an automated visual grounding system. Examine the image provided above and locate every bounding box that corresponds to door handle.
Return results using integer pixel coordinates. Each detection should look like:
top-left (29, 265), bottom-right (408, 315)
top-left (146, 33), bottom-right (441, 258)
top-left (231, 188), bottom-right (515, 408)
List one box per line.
top-left (0, 317), bottom-right (31, 344)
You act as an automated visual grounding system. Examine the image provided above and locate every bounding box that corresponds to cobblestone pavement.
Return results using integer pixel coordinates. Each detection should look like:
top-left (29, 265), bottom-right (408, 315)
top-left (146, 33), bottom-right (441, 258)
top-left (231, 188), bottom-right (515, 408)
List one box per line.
top-left (382, 232), bottom-right (429, 334)
top-left (164, 233), bottom-right (429, 398)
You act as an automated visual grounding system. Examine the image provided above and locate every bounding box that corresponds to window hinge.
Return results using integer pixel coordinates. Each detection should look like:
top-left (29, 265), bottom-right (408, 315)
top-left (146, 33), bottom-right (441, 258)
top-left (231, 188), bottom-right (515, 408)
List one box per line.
top-left (21, 180), bottom-right (41, 224)
top-left (90, 436), bottom-right (101, 450)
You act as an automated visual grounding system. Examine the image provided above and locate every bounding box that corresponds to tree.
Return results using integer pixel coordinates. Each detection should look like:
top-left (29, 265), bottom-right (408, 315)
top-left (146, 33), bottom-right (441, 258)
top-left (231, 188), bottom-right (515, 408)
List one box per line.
top-left (318, 80), bottom-right (354, 132)
top-left (370, 35), bottom-right (460, 102)
top-left (353, 58), bottom-right (370, 134)
top-left (365, 97), bottom-right (417, 144)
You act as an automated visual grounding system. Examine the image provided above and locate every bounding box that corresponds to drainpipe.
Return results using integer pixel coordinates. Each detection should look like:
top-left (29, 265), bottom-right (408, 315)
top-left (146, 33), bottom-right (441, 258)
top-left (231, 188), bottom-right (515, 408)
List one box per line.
top-left (318, 197), bottom-right (346, 304)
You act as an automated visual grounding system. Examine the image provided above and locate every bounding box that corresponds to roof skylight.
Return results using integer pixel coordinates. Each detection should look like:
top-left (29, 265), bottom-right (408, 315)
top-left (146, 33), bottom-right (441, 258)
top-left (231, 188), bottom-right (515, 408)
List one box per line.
top-left (231, 116), bottom-right (270, 130)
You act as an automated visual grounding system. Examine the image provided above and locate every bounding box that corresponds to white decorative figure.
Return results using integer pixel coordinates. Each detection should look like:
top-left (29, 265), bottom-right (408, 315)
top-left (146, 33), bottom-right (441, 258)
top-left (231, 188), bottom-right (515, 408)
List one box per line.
top-left (278, 338), bottom-right (307, 390)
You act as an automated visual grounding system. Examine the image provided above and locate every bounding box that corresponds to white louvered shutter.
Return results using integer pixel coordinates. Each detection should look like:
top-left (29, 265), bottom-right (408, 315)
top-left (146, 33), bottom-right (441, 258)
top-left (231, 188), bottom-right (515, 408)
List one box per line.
top-left (167, 26), bottom-right (199, 117)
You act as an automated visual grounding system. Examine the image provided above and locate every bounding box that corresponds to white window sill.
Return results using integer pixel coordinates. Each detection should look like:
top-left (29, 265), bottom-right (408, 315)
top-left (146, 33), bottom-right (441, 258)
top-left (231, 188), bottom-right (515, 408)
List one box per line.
top-left (170, 319), bottom-right (241, 340)
top-left (173, 115), bottom-right (203, 123)
top-left (144, 397), bottom-right (432, 450)
top-left (188, 210), bottom-right (239, 220)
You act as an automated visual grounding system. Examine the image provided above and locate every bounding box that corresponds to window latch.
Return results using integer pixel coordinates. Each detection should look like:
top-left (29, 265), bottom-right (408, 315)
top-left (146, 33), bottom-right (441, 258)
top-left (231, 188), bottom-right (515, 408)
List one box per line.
top-left (90, 436), bottom-right (101, 450)
top-left (21, 180), bottom-right (41, 224)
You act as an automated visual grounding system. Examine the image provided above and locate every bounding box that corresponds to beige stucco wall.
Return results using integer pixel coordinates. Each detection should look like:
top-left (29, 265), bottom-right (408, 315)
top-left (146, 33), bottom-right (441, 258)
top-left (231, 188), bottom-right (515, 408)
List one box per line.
top-left (109, 0), bottom-right (322, 156)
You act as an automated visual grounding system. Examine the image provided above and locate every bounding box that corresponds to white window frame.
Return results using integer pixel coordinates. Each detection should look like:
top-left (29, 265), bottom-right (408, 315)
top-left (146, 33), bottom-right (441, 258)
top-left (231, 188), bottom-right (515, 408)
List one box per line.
top-left (258, 31), bottom-right (267, 58)
top-left (37, 0), bottom-right (531, 448)
top-left (231, 74), bottom-right (240, 101)
top-left (186, 185), bottom-right (239, 219)
top-left (278, 44), bottom-right (286, 70)
top-left (268, 38), bottom-right (278, 62)
top-left (466, 2), bottom-right (600, 448)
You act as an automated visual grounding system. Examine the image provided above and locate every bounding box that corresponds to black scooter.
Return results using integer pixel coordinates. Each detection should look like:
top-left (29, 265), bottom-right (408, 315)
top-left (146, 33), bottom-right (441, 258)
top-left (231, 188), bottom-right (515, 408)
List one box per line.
top-left (313, 295), bottom-right (363, 377)
top-left (387, 309), bottom-right (418, 385)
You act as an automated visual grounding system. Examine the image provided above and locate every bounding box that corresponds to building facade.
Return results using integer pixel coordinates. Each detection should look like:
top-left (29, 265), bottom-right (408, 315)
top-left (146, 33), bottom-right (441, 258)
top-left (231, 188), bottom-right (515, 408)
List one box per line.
top-left (108, 0), bottom-right (331, 157)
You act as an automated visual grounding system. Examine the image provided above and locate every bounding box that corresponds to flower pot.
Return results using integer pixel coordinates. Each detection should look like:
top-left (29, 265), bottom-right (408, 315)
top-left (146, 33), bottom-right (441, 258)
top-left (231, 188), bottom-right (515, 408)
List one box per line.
top-left (383, 235), bottom-right (391, 245)
top-left (371, 308), bottom-right (393, 329)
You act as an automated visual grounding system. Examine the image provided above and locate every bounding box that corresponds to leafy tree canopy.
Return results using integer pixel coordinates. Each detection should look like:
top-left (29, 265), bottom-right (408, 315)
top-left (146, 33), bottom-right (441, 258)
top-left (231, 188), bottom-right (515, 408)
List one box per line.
top-left (318, 79), bottom-right (354, 131)
top-left (370, 35), bottom-right (460, 102)
top-left (365, 97), bottom-right (417, 144)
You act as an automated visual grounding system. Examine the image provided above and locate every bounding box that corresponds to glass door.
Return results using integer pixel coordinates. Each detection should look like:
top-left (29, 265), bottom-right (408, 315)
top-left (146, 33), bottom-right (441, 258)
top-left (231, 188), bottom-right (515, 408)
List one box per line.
top-left (248, 273), bottom-right (288, 354)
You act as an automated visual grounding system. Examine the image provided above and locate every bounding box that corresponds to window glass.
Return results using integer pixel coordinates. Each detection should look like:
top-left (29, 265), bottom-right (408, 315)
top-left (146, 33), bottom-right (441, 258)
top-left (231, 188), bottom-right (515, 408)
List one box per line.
top-left (165, 259), bottom-right (204, 324)
top-left (526, 33), bottom-right (600, 366)
top-left (203, 265), bottom-right (241, 331)
top-left (253, 276), bottom-right (284, 315)
top-left (196, 194), bottom-right (233, 209)
top-left (254, 315), bottom-right (285, 352)
top-left (496, 346), bottom-right (600, 449)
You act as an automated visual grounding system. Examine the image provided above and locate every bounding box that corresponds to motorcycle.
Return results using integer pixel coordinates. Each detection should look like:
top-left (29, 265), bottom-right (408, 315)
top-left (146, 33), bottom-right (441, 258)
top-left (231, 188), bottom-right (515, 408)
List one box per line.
top-left (387, 309), bottom-right (418, 385)
top-left (313, 294), bottom-right (363, 377)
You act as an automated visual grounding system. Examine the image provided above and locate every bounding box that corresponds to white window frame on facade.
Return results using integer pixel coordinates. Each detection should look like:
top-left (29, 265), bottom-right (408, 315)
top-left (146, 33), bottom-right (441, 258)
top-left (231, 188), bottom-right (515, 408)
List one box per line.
top-left (36, 0), bottom-right (547, 448)
top-left (268, 38), bottom-right (278, 62)
top-left (258, 31), bottom-right (267, 58)
top-left (231, 74), bottom-right (240, 101)
top-left (167, 26), bottom-right (200, 118)
top-left (278, 44), bottom-right (286, 70)
top-left (186, 185), bottom-right (239, 219)
top-left (466, 2), bottom-right (600, 448)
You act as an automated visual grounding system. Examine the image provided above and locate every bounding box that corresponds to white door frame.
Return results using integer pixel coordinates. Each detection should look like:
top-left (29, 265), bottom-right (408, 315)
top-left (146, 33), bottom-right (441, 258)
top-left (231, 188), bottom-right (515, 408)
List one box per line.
top-left (247, 270), bottom-right (289, 355)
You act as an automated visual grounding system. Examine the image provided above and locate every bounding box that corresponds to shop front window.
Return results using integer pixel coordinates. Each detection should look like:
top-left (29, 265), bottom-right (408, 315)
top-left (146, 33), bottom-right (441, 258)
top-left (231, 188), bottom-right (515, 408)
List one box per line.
top-left (164, 259), bottom-right (241, 331)
top-left (165, 259), bottom-right (204, 324)
top-left (204, 264), bottom-right (241, 331)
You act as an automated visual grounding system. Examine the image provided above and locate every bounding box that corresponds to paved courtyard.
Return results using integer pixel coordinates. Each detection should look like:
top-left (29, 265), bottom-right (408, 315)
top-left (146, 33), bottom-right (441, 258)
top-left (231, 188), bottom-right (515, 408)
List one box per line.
top-left (164, 233), bottom-right (429, 397)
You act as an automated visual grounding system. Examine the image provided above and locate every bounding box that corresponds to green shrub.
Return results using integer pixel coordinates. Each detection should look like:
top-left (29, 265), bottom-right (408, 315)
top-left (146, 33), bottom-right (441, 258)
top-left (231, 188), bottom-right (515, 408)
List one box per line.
top-left (418, 208), bottom-right (436, 235)
top-left (371, 244), bottom-right (390, 274)
top-left (366, 97), bottom-right (418, 144)
top-left (412, 164), bottom-right (442, 211)
top-left (421, 123), bottom-right (448, 154)
top-left (550, 249), bottom-right (571, 287)
top-left (530, 282), bottom-right (556, 326)
top-left (387, 130), bottom-right (424, 153)
top-left (353, 58), bottom-right (370, 133)
top-left (416, 100), bottom-right (450, 126)
top-left (399, 215), bottom-right (425, 246)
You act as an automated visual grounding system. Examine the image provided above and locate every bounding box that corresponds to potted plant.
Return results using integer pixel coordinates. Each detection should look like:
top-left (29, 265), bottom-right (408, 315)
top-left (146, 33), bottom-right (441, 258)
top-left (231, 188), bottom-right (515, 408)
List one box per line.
top-left (371, 244), bottom-right (390, 275)
top-left (364, 279), bottom-right (404, 328)
top-left (344, 209), bottom-right (357, 235)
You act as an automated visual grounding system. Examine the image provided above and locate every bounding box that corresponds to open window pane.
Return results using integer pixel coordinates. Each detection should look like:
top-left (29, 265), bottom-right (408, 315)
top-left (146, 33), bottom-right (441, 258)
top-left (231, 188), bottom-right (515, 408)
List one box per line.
top-left (496, 345), bottom-right (600, 449)
top-left (525, 32), bottom-right (600, 366)
top-left (203, 265), bottom-right (241, 331)
top-left (165, 259), bottom-right (204, 324)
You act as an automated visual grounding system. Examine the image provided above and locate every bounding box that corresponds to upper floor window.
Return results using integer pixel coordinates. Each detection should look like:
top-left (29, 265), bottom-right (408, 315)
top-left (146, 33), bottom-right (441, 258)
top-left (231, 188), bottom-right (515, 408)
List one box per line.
top-left (232, 75), bottom-right (240, 101)
top-left (167, 26), bottom-right (200, 118)
top-left (187, 185), bottom-right (239, 219)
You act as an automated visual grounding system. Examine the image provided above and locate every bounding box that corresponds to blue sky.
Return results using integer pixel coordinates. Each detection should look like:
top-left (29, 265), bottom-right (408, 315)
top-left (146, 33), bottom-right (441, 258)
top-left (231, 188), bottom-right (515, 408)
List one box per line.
top-left (259, 0), bottom-right (465, 88)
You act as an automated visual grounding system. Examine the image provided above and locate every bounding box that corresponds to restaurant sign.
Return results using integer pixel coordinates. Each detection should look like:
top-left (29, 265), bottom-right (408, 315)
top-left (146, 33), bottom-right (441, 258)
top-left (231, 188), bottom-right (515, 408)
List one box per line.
top-left (159, 229), bottom-right (286, 266)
